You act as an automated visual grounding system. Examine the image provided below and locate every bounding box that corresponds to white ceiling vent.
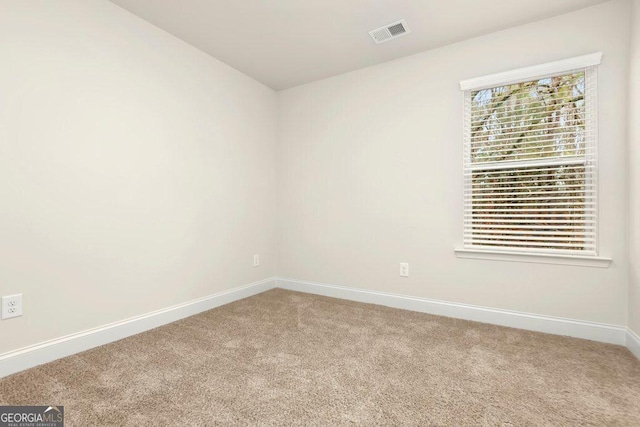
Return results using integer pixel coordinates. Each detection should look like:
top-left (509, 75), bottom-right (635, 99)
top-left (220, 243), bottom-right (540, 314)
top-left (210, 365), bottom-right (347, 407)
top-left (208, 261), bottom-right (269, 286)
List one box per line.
top-left (368, 20), bottom-right (410, 44)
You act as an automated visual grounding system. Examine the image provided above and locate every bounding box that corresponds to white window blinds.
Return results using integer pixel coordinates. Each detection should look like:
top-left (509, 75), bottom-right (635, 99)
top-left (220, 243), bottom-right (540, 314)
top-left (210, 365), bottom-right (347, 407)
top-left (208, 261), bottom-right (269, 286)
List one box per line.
top-left (461, 57), bottom-right (599, 255)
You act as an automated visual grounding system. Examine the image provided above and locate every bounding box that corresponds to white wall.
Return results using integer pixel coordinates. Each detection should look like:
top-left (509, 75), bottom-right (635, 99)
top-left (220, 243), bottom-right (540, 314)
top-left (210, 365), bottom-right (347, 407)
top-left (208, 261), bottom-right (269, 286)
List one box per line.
top-left (278, 0), bottom-right (630, 325)
top-left (0, 0), bottom-right (277, 354)
top-left (629, 0), bottom-right (640, 336)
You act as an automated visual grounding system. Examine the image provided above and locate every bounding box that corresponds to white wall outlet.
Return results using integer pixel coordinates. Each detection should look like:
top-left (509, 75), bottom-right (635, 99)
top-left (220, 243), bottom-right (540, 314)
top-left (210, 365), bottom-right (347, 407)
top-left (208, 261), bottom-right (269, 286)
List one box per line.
top-left (2, 294), bottom-right (23, 320)
top-left (253, 254), bottom-right (260, 267)
top-left (400, 262), bottom-right (409, 277)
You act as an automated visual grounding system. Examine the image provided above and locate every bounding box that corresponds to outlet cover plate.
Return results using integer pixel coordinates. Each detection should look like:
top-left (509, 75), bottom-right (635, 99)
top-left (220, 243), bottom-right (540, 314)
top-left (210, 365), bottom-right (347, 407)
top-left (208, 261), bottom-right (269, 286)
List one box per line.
top-left (2, 294), bottom-right (23, 319)
top-left (400, 263), bottom-right (409, 277)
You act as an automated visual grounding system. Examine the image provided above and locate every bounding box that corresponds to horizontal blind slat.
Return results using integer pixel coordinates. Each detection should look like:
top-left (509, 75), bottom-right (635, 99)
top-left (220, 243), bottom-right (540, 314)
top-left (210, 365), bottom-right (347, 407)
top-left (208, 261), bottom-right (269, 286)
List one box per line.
top-left (465, 203), bottom-right (594, 208)
top-left (471, 114), bottom-right (589, 129)
top-left (467, 164), bottom-right (589, 175)
top-left (469, 221), bottom-right (595, 225)
top-left (472, 129), bottom-right (586, 143)
top-left (464, 233), bottom-right (596, 241)
top-left (472, 191), bottom-right (595, 196)
top-left (473, 185), bottom-right (594, 193)
top-left (470, 100), bottom-right (586, 119)
top-left (470, 151), bottom-right (592, 164)
top-left (463, 240), bottom-right (595, 249)
top-left (468, 157), bottom-right (589, 171)
top-left (466, 223), bottom-right (595, 229)
top-left (470, 140), bottom-right (592, 153)
top-left (471, 177), bottom-right (590, 186)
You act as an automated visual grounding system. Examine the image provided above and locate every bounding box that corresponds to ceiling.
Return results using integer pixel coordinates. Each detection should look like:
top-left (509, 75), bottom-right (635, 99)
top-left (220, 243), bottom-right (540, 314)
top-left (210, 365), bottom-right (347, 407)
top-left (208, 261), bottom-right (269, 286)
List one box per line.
top-left (108, 0), bottom-right (608, 90)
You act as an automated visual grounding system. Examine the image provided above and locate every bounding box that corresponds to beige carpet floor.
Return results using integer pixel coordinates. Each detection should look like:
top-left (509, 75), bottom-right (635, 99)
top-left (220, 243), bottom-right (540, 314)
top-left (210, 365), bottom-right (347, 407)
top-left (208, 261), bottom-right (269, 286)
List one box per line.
top-left (1, 289), bottom-right (639, 426)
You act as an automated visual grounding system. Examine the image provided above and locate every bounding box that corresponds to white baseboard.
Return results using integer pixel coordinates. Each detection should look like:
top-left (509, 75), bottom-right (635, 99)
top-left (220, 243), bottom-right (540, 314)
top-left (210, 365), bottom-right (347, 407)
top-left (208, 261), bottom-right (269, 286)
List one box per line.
top-left (3, 275), bottom-right (635, 379)
top-left (628, 329), bottom-right (640, 360)
top-left (0, 277), bottom-right (277, 379)
top-left (276, 277), bottom-right (628, 347)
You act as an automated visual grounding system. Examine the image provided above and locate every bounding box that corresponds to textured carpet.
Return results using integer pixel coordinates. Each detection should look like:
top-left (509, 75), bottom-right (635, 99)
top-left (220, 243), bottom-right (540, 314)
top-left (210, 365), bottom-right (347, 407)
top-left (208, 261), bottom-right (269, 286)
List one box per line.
top-left (1, 289), bottom-right (639, 426)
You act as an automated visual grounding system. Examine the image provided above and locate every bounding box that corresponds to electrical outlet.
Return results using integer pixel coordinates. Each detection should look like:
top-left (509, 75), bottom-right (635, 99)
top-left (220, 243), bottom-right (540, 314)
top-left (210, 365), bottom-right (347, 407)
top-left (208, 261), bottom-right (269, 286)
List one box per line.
top-left (2, 294), bottom-right (23, 320)
top-left (253, 254), bottom-right (260, 267)
top-left (400, 263), bottom-right (409, 277)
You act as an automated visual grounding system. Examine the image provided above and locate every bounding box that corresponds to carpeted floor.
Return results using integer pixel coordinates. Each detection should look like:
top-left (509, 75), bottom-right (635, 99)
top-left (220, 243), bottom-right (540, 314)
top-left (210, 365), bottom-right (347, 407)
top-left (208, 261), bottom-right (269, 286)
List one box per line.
top-left (1, 289), bottom-right (639, 426)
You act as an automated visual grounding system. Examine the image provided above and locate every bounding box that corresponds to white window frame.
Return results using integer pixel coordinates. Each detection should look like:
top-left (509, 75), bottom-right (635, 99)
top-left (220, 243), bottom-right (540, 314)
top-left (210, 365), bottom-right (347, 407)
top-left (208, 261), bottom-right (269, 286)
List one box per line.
top-left (454, 53), bottom-right (611, 268)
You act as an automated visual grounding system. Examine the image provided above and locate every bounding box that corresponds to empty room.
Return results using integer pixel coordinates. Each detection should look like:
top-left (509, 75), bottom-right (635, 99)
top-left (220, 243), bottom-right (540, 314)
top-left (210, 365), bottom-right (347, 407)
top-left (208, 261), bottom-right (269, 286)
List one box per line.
top-left (1, 0), bottom-right (639, 425)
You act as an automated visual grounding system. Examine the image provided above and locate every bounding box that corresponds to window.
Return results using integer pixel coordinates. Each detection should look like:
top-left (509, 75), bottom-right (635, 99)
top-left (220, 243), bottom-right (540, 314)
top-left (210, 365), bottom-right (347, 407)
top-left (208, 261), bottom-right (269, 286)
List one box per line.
top-left (460, 54), bottom-right (602, 259)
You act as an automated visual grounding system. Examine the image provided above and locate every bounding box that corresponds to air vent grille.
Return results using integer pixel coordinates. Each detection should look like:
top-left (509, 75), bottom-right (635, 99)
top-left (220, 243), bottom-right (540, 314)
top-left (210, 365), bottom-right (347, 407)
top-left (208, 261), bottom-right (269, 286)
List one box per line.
top-left (387, 23), bottom-right (406, 36)
top-left (369, 20), bottom-right (410, 44)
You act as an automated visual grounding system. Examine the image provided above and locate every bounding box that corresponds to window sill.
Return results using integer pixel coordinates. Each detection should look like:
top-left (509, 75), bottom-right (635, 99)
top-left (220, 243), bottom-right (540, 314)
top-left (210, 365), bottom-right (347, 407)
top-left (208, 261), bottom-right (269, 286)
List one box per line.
top-left (454, 248), bottom-right (612, 268)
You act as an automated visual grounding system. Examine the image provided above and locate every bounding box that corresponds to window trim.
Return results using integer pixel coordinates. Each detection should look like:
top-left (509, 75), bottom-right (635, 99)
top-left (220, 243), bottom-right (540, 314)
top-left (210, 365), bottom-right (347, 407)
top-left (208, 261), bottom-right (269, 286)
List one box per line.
top-left (454, 248), bottom-right (612, 268)
top-left (459, 52), bottom-right (602, 91)
top-left (458, 53), bottom-right (608, 265)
